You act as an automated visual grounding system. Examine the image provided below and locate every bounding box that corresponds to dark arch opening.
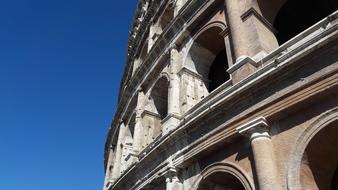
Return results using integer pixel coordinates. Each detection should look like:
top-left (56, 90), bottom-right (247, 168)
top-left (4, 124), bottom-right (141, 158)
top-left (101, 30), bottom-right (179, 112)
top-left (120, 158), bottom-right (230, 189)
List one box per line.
top-left (332, 167), bottom-right (338, 190)
top-left (128, 113), bottom-right (136, 138)
top-left (197, 172), bottom-right (245, 190)
top-left (151, 77), bottom-right (169, 119)
top-left (189, 27), bottom-right (231, 94)
top-left (208, 49), bottom-right (230, 92)
top-left (274, 0), bottom-right (338, 44)
top-left (300, 120), bottom-right (338, 189)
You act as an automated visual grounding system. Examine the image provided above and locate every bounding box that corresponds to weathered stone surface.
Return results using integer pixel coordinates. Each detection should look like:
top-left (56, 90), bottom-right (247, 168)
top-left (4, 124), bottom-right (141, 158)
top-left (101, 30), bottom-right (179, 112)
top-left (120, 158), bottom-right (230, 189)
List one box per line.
top-left (103, 1), bottom-right (338, 189)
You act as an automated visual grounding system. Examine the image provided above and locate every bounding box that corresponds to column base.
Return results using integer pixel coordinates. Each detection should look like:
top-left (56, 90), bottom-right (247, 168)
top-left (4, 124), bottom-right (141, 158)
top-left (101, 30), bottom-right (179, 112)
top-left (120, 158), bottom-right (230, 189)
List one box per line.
top-left (227, 56), bottom-right (260, 84)
top-left (162, 113), bottom-right (181, 135)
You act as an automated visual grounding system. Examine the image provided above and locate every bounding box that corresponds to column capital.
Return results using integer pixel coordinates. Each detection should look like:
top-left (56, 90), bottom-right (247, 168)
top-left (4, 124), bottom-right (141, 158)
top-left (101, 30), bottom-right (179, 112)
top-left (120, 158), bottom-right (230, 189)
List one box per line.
top-left (236, 117), bottom-right (270, 140)
top-left (164, 168), bottom-right (177, 180)
top-left (163, 167), bottom-right (180, 185)
top-left (162, 160), bottom-right (179, 180)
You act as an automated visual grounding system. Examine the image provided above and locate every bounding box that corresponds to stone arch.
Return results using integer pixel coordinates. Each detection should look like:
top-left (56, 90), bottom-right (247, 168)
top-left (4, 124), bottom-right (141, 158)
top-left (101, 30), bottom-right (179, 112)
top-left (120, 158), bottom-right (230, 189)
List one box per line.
top-left (126, 111), bottom-right (136, 139)
top-left (183, 22), bottom-right (231, 93)
top-left (256, 0), bottom-right (338, 45)
top-left (142, 74), bottom-right (170, 143)
top-left (120, 112), bottom-right (137, 173)
top-left (149, 1), bottom-right (175, 45)
top-left (287, 108), bottom-right (338, 190)
top-left (332, 168), bottom-right (338, 190)
top-left (192, 162), bottom-right (254, 190)
top-left (150, 75), bottom-right (170, 119)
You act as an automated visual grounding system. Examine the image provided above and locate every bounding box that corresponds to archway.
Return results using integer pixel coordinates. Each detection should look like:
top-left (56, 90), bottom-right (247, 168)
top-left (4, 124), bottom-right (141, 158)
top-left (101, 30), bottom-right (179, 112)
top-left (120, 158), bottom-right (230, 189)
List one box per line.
top-left (197, 171), bottom-right (245, 190)
top-left (332, 167), bottom-right (338, 190)
top-left (193, 162), bottom-right (253, 190)
top-left (299, 120), bottom-right (338, 190)
top-left (274, 0), bottom-right (338, 44)
top-left (150, 76), bottom-right (169, 119)
top-left (142, 76), bottom-right (170, 143)
top-left (186, 26), bottom-right (230, 93)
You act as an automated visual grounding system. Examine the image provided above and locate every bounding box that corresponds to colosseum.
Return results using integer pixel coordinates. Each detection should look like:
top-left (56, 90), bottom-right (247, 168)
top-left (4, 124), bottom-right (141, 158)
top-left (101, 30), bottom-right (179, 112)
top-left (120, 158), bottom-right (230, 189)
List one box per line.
top-left (103, 0), bottom-right (338, 189)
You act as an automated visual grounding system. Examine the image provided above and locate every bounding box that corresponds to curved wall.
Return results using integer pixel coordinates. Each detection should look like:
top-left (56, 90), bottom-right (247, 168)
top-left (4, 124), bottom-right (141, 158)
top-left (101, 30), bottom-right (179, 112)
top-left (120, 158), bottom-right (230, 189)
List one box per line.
top-left (103, 1), bottom-right (338, 189)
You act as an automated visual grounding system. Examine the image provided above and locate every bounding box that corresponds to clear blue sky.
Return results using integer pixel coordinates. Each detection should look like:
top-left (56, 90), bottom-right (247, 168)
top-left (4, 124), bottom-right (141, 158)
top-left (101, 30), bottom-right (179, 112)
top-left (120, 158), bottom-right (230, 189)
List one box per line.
top-left (0, 0), bottom-right (137, 189)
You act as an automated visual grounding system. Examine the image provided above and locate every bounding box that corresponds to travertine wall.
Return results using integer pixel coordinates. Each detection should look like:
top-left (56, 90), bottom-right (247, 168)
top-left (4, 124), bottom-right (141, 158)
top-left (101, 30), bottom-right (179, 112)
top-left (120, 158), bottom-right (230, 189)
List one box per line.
top-left (103, 0), bottom-right (338, 189)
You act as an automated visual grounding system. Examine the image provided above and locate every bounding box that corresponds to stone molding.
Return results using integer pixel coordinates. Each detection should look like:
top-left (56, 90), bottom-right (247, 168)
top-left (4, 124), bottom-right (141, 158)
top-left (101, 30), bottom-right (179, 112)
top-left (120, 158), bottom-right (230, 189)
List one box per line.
top-left (177, 66), bottom-right (208, 82)
top-left (141, 110), bottom-right (162, 119)
top-left (161, 113), bottom-right (181, 124)
top-left (227, 56), bottom-right (260, 74)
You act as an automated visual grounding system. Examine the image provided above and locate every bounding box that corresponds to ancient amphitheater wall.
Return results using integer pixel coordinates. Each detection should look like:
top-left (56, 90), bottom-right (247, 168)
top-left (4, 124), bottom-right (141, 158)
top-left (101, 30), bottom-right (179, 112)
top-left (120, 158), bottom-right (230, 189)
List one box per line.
top-left (103, 0), bottom-right (338, 189)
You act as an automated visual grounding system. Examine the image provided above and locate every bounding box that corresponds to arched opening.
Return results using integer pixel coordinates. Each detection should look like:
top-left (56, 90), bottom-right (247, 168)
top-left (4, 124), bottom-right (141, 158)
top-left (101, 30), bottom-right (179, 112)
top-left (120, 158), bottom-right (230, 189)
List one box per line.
top-left (120, 113), bottom-right (136, 173)
top-left (149, 3), bottom-right (174, 47)
top-left (150, 76), bottom-right (169, 119)
top-left (142, 76), bottom-right (169, 144)
top-left (127, 113), bottom-right (136, 139)
top-left (332, 167), bottom-right (338, 190)
top-left (197, 172), bottom-right (245, 190)
top-left (300, 120), bottom-right (338, 190)
top-left (186, 26), bottom-right (230, 93)
top-left (208, 49), bottom-right (229, 92)
top-left (274, 0), bottom-right (338, 44)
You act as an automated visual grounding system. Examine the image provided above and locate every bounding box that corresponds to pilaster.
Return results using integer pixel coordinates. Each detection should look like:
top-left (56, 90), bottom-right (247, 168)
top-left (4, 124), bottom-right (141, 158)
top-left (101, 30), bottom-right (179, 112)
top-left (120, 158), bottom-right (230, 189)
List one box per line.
top-left (237, 117), bottom-right (282, 190)
top-left (163, 46), bottom-right (182, 135)
top-left (133, 90), bottom-right (146, 153)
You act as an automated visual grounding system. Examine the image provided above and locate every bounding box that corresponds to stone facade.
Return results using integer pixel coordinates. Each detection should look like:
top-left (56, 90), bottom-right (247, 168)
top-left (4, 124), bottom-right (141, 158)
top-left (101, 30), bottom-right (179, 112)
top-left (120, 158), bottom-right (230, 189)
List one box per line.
top-left (103, 0), bottom-right (338, 189)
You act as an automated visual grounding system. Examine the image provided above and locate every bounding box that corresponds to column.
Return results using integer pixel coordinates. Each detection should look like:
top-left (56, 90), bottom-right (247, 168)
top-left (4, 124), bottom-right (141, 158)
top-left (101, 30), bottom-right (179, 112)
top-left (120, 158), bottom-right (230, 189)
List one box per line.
top-left (132, 90), bottom-right (146, 153)
top-left (111, 122), bottom-right (127, 181)
top-left (237, 117), bottom-right (282, 190)
top-left (162, 46), bottom-right (181, 135)
top-left (168, 47), bottom-right (181, 116)
top-left (224, 0), bottom-right (279, 83)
